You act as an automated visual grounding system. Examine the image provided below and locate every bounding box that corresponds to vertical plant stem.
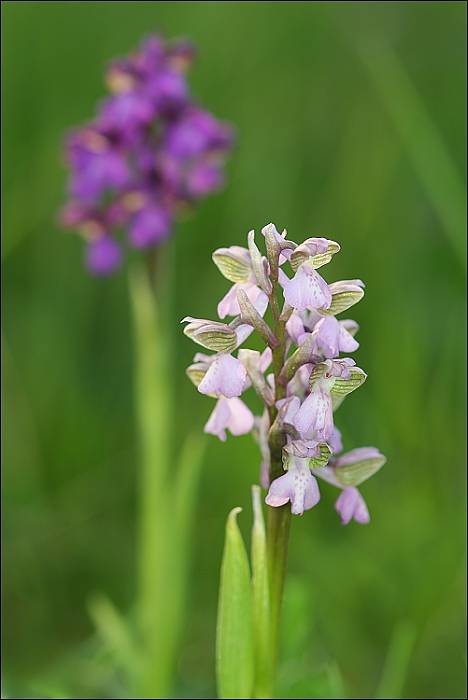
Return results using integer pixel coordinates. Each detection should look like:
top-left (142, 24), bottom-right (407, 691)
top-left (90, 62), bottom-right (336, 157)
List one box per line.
top-left (251, 486), bottom-right (273, 699)
top-left (129, 255), bottom-right (172, 696)
top-left (130, 241), bottom-right (205, 698)
top-left (266, 499), bottom-right (291, 674)
top-left (265, 279), bottom-right (291, 692)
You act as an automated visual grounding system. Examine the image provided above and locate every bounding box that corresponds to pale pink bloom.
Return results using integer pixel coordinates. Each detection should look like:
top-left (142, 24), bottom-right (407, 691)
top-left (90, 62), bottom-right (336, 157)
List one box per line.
top-left (311, 316), bottom-right (359, 358)
top-left (276, 395), bottom-right (301, 426)
top-left (282, 262), bottom-right (332, 311)
top-left (335, 487), bottom-right (370, 525)
top-left (285, 312), bottom-right (306, 344)
top-left (204, 396), bottom-right (254, 441)
top-left (265, 456), bottom-right (320, 515)
top-left (293, 383), bottom-right (334, 441)
top-left (198, 353), bottom-right (247, 398)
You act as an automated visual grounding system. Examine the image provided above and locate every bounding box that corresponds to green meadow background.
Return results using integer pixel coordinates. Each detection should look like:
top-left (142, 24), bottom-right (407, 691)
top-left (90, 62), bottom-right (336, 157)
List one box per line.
top-left (2, 1), bottom-right (466, 698)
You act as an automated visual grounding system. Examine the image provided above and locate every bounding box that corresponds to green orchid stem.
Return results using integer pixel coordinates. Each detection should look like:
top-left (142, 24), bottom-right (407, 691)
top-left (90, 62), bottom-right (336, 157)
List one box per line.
top-left (263, 277), bottom-right (291, 696)
top-left (266, 501), bottom-right (291, 687)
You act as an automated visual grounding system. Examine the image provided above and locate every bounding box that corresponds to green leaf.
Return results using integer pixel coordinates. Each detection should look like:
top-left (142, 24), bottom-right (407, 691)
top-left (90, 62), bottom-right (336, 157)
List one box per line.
top-left (248, 230), bottom-right (272, 294)
top-left (251, 486), bottom-right (272, 698)
top-left (216, 508), bottom-right (254, 699)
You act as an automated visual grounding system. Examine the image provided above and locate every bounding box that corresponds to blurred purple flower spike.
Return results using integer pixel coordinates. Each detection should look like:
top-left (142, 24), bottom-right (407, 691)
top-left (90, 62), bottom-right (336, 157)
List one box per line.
top-left (61, 34), bottom-right (233, 274)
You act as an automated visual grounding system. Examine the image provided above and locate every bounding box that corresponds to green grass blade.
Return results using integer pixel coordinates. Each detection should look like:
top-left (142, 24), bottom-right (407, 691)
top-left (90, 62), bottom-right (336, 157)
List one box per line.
top-left (87, 594), bottom-right (141, 684)
top-left (326, 661), bottom-right (347, 699)
top-left (149, 433), bottom-right (206, 696)
top-left (359, 45), bottom-right (466, 270)
top-left (216, 508), bottom-right (254, 699)
top-left (375, 620), bottom-right (417, 699)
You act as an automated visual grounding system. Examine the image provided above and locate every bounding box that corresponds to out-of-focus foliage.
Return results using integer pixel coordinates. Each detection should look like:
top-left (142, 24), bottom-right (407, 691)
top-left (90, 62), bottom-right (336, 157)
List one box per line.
top-left (2, 2), bottom-right (466, 698)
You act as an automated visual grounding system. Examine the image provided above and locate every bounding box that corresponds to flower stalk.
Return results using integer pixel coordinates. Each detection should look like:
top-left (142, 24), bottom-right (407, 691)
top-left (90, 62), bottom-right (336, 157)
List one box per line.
top-left (129, 258), bottom-right (172, 695)
top-left (265, 261), bottom-right (291, 684)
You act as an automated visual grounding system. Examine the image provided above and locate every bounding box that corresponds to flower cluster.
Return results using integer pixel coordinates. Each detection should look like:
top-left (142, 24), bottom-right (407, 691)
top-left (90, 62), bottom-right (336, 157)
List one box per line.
top-left (183, 223), bottom-right (386, 521)
top-left (61, 35), bottom-right (233, 274)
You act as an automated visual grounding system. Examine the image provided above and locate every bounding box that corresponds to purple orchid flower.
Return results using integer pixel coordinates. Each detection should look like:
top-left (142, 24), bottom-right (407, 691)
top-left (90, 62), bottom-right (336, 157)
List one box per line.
top-left (293, 378), bottom-right (335, 442)
top-left (61, 34), bottom-right (233, 274)
top-left (310, 315), bottom-right (359, 358)
top-left (335, 487), bottom-right (370, 525)
top-left (204, 396), bottom-right (254, 441)
top-left (282, 262), bottom-right (332, 312)
top-left (265, 456), bottom-right (320, 516)
top-left (198, 354), bottom-right (247, 399)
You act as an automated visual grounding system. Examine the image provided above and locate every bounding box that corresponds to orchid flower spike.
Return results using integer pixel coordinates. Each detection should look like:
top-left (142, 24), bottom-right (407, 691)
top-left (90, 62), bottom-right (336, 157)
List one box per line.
top-left (182, 223), bottom-right (386, 522)
top-left (60, 34), bottom-right (233, 274)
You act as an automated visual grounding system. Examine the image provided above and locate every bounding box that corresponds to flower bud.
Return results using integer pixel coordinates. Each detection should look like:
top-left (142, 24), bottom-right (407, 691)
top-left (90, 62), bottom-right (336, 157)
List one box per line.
top-left (247, 230), bottom-right (272, 294)
top-left (262, 222), bottom-right (296, 276)
top-left (236, 288), bottom-right (279, 348)
top-left (238, 349), bottom-right (274, 405)
top-left (280, 334), bottom-right (319, 385)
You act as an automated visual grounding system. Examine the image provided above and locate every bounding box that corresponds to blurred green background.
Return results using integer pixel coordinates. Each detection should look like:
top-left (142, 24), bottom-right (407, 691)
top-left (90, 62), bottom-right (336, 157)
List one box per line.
top-left (2, 1), bottom-right (466, 698)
